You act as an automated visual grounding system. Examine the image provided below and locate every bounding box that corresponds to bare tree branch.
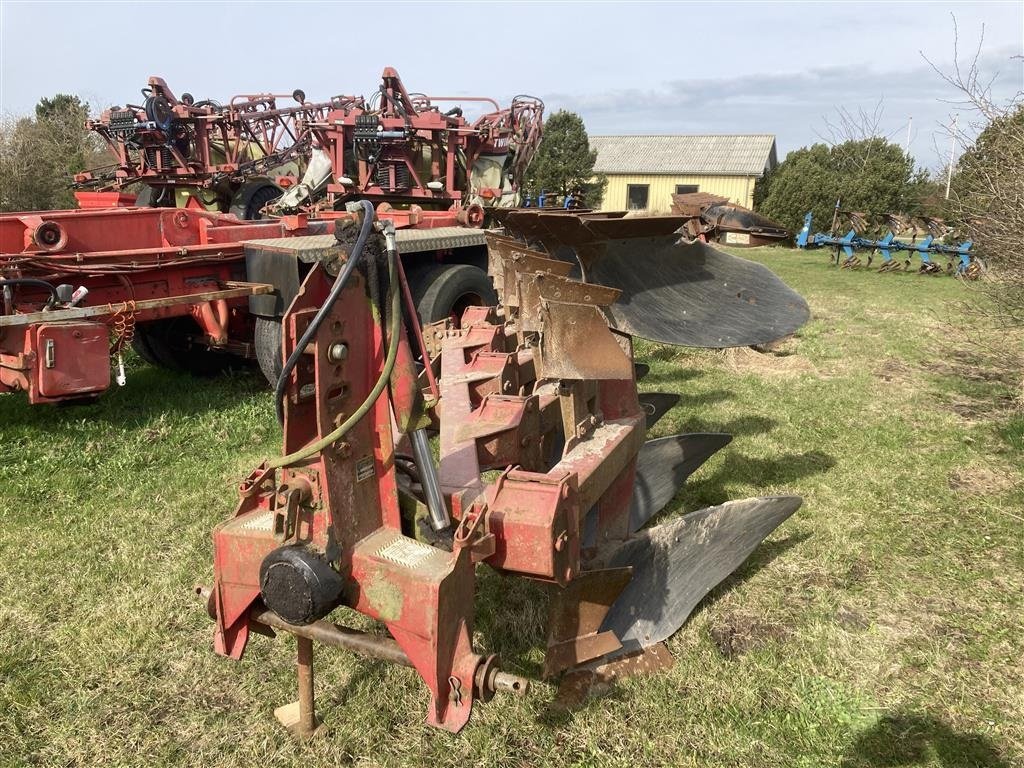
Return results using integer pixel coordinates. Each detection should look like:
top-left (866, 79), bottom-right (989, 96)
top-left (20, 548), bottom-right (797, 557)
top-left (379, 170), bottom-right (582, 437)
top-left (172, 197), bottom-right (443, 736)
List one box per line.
top-left (926, 14), bottom-right (1024, 391)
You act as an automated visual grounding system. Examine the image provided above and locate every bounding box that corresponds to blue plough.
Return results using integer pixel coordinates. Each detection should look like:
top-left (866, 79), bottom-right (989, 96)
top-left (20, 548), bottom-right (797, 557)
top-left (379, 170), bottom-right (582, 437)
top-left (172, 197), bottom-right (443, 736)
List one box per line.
top-left (795, 211), bottom-right (981, 278)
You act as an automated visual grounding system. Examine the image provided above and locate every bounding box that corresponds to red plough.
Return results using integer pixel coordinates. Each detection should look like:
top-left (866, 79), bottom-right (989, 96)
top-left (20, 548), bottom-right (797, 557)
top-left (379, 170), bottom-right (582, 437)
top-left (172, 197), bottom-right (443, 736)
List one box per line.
top-left (199, 206), bottom-right (810, 734)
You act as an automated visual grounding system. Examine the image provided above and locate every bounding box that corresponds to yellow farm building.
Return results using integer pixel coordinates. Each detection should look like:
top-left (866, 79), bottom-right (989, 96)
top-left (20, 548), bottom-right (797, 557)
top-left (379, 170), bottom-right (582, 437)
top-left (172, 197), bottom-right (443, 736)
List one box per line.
top-left (589, 134), bottom-right (778, 213)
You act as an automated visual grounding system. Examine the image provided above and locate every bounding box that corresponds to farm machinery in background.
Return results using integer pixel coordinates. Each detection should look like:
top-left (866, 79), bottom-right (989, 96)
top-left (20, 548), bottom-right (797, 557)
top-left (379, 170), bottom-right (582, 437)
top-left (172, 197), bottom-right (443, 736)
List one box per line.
top-left (196, 203), bottom-right (811, 735)
top-left (73, 68), bottom-right (543, 221)
top-left (1, 69), bottom-right (543, 405)
top-left (795, 210), bottom-right (981, 278)
top-left (273, 68), bottom-right (543, 216)
top-left (73, 77), bottom-right (352, 217)
top-left (670, 192), bottom-right (790, 247)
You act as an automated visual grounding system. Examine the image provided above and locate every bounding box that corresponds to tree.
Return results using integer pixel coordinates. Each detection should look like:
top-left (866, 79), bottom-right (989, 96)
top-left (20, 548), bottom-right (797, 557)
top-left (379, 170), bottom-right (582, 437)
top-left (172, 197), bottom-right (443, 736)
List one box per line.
top-left (525, 110), bottom-right (606, 206)
top-left (948, 104), bottom-right (1024, 331)
top-left (951, 106), bottom-right (1024, 246)
top-left (755, 138), bottom-right (923, 234)
top-left (922, 17), bottom-right (1024, 393)
top-left (0, 115), bottom-right (52, 211)
top-left (0, 93), bottom-right (102, 212)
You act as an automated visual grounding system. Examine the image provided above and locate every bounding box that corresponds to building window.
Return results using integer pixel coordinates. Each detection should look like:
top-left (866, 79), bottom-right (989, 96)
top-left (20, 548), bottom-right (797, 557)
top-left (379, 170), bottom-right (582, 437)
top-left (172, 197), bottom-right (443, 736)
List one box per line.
top-left (675, 184), bottom-right (699, 195)
top-left (627, 184), bottom-right (649, 210)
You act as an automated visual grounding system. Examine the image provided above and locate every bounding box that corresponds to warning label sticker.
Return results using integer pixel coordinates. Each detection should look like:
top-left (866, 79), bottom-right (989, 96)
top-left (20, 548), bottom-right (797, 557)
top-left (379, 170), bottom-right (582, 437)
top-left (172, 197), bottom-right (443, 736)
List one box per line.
top-left (356, 456), bottom-right (375, 482)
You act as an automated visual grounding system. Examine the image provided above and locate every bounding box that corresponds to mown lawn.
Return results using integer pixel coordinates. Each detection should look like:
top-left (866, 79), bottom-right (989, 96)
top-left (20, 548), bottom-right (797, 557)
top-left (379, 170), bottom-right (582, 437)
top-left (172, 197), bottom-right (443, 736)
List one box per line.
top-left (1, 247), bottom-right (1021, 767)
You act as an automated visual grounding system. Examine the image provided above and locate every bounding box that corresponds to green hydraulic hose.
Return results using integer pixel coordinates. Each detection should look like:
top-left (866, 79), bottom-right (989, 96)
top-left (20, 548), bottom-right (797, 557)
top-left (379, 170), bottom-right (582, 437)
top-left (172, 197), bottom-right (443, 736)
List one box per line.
top-left (267, 246), bottom-right (401, 470)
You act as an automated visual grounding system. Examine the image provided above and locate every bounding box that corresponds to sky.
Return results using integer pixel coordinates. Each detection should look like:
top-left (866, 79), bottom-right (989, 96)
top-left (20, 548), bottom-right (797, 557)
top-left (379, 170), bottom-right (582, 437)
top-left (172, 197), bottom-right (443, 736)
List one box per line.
top-left (1, 0), bottom-right (1021, 169)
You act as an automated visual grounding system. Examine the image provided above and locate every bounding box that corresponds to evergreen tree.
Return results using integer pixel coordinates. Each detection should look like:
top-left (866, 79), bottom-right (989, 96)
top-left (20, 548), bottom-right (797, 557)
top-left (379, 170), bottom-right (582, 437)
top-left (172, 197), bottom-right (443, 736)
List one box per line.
top-left (525, 110), bottom-right (605, 206)
top-left (755, 138), bottom-right (924, 233)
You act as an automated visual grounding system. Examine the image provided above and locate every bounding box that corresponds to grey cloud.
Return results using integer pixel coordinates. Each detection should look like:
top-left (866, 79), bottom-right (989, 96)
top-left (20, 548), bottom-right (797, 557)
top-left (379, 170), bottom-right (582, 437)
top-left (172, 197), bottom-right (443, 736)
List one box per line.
top-left (544, 47), bottom-right (1022, 166)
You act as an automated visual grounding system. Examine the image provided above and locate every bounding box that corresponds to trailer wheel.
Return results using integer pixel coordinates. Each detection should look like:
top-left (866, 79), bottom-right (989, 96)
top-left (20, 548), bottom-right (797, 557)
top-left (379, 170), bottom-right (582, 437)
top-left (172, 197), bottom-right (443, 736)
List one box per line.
top-left (130, 329), bottom-right (164, 367)
top-left (229, 182), bottom-right (282, 220)
top-left (254, 316), bottom-right (284, 385)
top-left (412, 263), bottom-right (496, 325)
top-left (252, 265), bottom-right (496, 386)
top-left (132, 317), bottom-right (240, 376)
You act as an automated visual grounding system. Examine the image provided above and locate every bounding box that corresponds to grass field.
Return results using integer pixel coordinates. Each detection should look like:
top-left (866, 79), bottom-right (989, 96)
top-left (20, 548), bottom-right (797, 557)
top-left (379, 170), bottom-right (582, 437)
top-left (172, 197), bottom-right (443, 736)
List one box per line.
top-left (1, 247), bottom-right (1021, 768)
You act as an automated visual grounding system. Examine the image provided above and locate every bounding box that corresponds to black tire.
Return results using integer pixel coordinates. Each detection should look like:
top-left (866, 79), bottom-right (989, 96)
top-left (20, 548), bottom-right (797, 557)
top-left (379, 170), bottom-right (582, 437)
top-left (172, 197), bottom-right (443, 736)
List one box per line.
top-left (252, 265), bottom-right (496, 386)
top-left (411, 263), bottom-right (496, 325)
top-left (131, 329), bottom-right (164, 367)
top-left (134, 185), bottom-right (174, 208)
top-left (132, 317), bottom-right (239, 376)
top-left (254, 316), bottom-right (284, 386)
top-left (229, 183), bottom-right (282, 220)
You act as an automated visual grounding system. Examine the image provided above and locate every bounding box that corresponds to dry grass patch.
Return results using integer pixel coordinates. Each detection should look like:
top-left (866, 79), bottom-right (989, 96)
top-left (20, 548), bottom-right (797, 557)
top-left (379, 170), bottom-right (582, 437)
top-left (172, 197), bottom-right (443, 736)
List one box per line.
top-left (708, 611), bottom-right (790, 659)
top-left (948, 463), bottom-right (1021, 496)
top-left (721, 344), bottom-right (819, 378)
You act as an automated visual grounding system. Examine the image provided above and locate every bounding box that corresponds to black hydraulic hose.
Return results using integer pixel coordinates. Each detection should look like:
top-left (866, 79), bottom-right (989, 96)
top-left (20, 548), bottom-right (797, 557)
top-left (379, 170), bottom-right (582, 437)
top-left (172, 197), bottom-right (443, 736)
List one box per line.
top-left (274, 199), bottom-right (376, 424)
top-left (267, 242), bottom-right (400, 469)
top-left (0, 278), bottom-right (59, 306)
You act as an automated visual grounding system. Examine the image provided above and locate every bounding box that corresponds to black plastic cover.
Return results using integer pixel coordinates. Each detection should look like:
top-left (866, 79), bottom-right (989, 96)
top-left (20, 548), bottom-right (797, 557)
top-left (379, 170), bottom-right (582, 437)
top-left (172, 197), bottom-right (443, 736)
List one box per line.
top-left (259, 545), bottom-right (345, 625)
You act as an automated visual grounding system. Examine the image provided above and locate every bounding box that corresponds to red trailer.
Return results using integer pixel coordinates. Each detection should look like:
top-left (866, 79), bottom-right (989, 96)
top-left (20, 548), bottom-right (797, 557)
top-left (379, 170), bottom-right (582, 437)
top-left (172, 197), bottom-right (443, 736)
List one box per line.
top-left (0, 204), bottom-right (495, 404)
top-left (1, 68), bottom-right (543, 405)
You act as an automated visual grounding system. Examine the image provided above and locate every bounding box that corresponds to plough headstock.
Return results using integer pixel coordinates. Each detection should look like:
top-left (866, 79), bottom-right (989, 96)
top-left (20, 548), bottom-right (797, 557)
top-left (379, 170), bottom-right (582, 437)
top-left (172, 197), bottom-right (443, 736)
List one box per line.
top-left (202, 210), bottom-right (807, 735)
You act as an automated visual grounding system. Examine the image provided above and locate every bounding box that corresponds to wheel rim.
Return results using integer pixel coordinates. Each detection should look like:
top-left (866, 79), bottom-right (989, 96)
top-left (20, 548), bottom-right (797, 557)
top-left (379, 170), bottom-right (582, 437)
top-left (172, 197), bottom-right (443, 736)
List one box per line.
top-left (449, 291), bottom-right (485, 325)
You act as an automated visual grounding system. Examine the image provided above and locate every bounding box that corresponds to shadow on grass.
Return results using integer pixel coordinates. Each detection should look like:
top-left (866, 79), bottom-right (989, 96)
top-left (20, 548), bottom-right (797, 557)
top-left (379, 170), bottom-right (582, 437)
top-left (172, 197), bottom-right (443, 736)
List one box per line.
top-left (529, 532), bottom-right (810, 724)
top-left (0, 363), bottom-right (268, 432)
top-left (680, 450), bottom-right (836, 508)
top-left (638, 367), bottom-right (703, 385)
top-left (671, 389), bottom-right (733, 407)
top-left (638, 392), bottom-right (748, 436)
top-left (676, 414), bottom-right (777, 438)
top-left (841, 713), bottom-right (1010, 768)
top-left (535, 681), bottom-right (631, 728)
top-left (322, 657), bottom-right (390, 711)
top-left (473, 569), bottom-right (549, 679)
top-left (701, 532), bottom-right (811, 614)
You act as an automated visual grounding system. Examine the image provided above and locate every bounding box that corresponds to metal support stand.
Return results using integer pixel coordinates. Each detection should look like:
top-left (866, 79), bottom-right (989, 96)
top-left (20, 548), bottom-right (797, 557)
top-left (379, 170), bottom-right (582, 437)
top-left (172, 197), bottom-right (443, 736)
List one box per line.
top-left (274, 636), bottom-right (323, 739)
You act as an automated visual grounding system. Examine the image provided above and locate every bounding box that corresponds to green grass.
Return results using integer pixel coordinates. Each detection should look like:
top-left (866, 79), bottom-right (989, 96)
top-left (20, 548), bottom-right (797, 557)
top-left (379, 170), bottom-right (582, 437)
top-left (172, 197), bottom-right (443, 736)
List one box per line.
top-left (1, 247), bottom-right (1021, 767)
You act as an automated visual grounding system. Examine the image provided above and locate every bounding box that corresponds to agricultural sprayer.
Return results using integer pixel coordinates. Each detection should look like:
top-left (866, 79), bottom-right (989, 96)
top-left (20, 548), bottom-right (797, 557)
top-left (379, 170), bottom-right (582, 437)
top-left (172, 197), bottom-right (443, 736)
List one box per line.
top-left (796, 211), bottom-right (980, 278)
top-left (74, 68), bottom-right (543, 219)
top-left (74, 76), bottom-right (352, 217)
top-left (197, 204), bottom-right (811, 735)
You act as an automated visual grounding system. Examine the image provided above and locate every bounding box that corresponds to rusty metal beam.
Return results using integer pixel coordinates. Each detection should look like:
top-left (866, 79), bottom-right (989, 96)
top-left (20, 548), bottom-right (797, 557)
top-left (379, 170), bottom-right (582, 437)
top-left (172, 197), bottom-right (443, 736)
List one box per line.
top-left (194, 586), bottom-right (529, 696)
top-left (0, 281), bottom-right (273, 328)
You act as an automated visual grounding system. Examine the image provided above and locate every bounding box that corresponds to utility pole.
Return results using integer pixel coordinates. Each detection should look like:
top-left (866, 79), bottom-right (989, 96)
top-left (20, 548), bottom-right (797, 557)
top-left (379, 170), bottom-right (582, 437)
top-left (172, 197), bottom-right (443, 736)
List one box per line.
top-left (904, 116), bottom-right (912, 155)
top-left (945, 114), bottom-right (958, 200)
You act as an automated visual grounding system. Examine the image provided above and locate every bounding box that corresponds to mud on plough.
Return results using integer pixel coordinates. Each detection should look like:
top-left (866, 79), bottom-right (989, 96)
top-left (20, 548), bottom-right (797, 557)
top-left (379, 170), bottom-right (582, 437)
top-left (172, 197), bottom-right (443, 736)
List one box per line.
top-left (796, 211), bottom-right (982, 278)
top-left (199, 205), bottom-right (810, 735)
